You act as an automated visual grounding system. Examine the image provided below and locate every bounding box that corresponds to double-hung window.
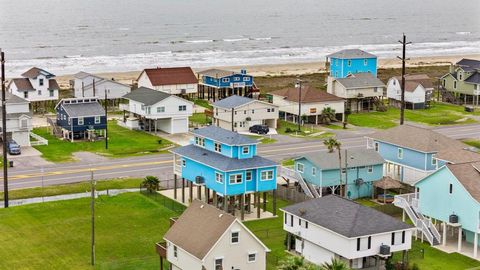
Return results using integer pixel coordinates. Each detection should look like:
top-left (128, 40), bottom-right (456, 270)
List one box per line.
top-left (397, 148), bottom-right (403, 159)
top-left (78, 117), bottom-right (84, 125)
top-left (260, 170), bottom-right (273, 181)
top-left (248, 252), bottom-right (256, 263)
top-left (242, 146), bottom-right (249, 154)
top-left (214, 142), bottom-right (222, 153)
top-left (157, 106), bottom-right (165, 113)
top-left (229, 174), bottom-right (242, 184)
top-left (367, 165), bottom-right (373, 173)
top-left (296, 163), bottom-right (304, 173)
top-left (231, 231), bottom-right (239, 244)
top-left (214, 258), bottom-right (223, 270)
top-left (312, 167), bottom-right (316, 176)
top-left (179, 105), bottom-right (187, 111)
top-left (94, 116), bottom-right (101, 124)
top-left (246, 170), bottom-right (253, 181)
top-left (215, 172), bottom-right (223, 183)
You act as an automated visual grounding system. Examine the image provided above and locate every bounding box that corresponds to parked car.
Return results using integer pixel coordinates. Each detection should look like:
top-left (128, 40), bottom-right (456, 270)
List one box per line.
top-left (7, 140), bottom-right (21, 155)
top-left (249, 125), bottom-right (269, 134)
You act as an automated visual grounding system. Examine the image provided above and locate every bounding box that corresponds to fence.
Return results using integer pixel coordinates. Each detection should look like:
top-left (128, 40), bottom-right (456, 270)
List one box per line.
top-left (139, 187), bottom-right (186, 214)
top-left (30, 132), bottom-right (48, 146)
top-left (273, 184), bottom-right (311, 203)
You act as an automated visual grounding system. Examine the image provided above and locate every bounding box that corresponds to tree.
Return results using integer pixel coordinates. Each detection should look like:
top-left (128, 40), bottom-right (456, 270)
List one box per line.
top-left (320, 258), bottom-right (351, 270)
top-left (278, 256), bottom-right (320, 270)
top-left (323, 138), bottom-right (344, 196)
top-left (142, 176), bottom-right (159, 193)
top-left (318, 107), bottom-right (336, 124)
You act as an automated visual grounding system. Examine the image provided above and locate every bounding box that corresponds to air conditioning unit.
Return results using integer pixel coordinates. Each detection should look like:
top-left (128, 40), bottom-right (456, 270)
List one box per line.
top-left (355, 178), bottom-right (364, 186)
top-left (181, 89), bottom-right (187, 95)
top-left (195, 176), bottom-right (205, 185)
top-left (379, 245), bottom-right (391, 256)
top-left (449, 214), bottom-right (459, 224)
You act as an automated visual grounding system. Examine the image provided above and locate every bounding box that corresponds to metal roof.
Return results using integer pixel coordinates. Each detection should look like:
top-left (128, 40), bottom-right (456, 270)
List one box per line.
top-left (298, 148), bottom-right (384, 170)
top-left (192, 126), bottom-right (258, 145)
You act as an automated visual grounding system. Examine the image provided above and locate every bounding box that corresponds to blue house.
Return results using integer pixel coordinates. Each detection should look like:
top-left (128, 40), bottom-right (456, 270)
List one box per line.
top-left (197, 69), bottom-right (258, 101)
top-left (367, 125), bottom-right (480, 185)
top-left (326, 49), bottom-right (378, 78)
top-left (55, 98), bottom-right (107, 141)
top-left (293, 148), bottom-right (384, 199)
top-left (170, 126), bottom-right (278, 220)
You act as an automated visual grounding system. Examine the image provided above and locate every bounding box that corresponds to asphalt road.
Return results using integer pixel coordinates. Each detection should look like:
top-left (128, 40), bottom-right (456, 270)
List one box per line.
top-left (2, 124), bottom-right (480, 191)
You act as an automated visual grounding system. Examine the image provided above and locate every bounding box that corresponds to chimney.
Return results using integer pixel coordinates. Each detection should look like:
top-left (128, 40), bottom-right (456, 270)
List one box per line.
top-left (449, 63), bottom-right (454, 74)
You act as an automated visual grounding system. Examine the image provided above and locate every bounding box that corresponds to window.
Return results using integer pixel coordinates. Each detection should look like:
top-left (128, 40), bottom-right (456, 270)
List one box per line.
top-left (39, 78), bottom-right (44, 86)
top-left (231, 231), bottom-right (239, 244)
top-left (21, 119), bottom-right (28, 128)
top-left (391, 232), bottom-right (396, 245)
top-left (367, 166), bottom-right (373, 173)
top-left (244, 110), bottom-right (247, 114)
top-left (459, 73), bottom-right (463, 80)
top-left (261, 170), bottom-right (274, 180)
top-left (397, 148), bottom-right (403, 159)
top-left (284, 213), bottom-right (288, 224)
top-left (374, 142), bottom-right (379, 152)
top-left (234, 111), bottom-right (237, 115)
top-left (182, 159), bottom-right (186, 167)
top-left (242, 146), bottom-right (249, 154)
top-left (215, 172), bottom-right (223, 183)
top-left (94, 116), bottom-right (101, 124)
top-left (364, 59), bottom-right (368, 66)
top-left (251, 109), bottom-right (255, 114)
top-left (347, 60), bottom-right (352, 67)
top-left (401, 231), bottom-right (406, 244)
top-left (229, 174), bottom-right (242, 184)
top-left (305, 221), bottom-right (308, 229)
top-left (453, 81), bottom-right (457, 89)
top-left (299, 219), bottom-right (302, 226)
top-left (214, 258), bottom-right (223, 270)
top-left (234, 77), bottom-right (240, 81)
top-left (78, 117), bottom-right (84, 125)
top-left (173, 246), bottom-right (178, 258)
top-left (157, 106), bottom-right (165, 113)
top-left (368, 236), bottom-right (372, 249)
top-left (243, 77), bottom-right (251, 81)
top-left (49, 90), bottom-right (54, 97)
top-left (267, 108), bottom-right (271, 112)
top-left (432, 155), bottom-right (437, 166)
top-left (246, 170), bottom-right (253, 181)
top-left (312, 167), bottom-right (316, 176)
top-left (443, 79), bottom-right (446, 87)
top-left (179, 105), bottom-right (187, 111)
top-left (290, 214), bottom-right (293, 226)
top-left (141, 104), bottom-right (145, 111)
top-left (296, 163), bottom-right (304, 173)
top-left (449, 183), bottom-right (453, 194)
top-left (222, 78), bottom-right (230, 83)
top-left (393, 80), bottom-right (396, 86)
top-left (357, 238), bottom-right (361, 251)
top-left (214, 142), bottom-right (222, 152)
top-left (248, 252), bottom-right (256, 263)
top-left (24, 92), bottom-right (28, 98)
top-left (37, 90), bottom-right (42, 96)
top-left (195, 137), bottom-right (205, 147)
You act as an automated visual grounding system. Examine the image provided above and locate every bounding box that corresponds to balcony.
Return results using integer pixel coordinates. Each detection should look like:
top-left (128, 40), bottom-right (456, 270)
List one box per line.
top-left (155, 242), bottom-right (167, 258)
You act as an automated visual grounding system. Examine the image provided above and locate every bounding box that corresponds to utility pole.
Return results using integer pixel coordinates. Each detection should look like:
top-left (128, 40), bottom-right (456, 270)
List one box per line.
top-left (1, 49), bottom-right (8, 208)
top-left (295, 78), bottom-right (303, 132)
top-left (397, 34), bottom-right (411, 125)
top-left (344, 149), bottom-right (348, 199)
top-left (90, 170), bottom-right (96, 266)
top-left (231, 108), bottom-right (234, 132)
top-left (104, 89), bottom-right (108, 149)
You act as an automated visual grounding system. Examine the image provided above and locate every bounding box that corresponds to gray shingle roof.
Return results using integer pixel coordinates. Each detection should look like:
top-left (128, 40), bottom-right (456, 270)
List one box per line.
top-left (122, 87), bottom-right (171, 106)
top-left (456, 59), bottom-right (480, 72)
top-left (335, 73), bottom-right (385, 89)
top-left (282, 195), bottom-right (412, 238)
top-left (62, 101), bottom-right (105, 117)
top-left (170, 144), bottom-right (277, 171)
top-left (327, 49), bottom-right (377, 59)
top-left (212, 95), bottom-right (255, 109)
top-left (2, 92), bottom-right (29, 104)
top-left (192, 126), bottom-right (257, 145)
top-left (465, 73), bottom-right (480, 84)
top-left (298, 148), bottom-right (384, 170)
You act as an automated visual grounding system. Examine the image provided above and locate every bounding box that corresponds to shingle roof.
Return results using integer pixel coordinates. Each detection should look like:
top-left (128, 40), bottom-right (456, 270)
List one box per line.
top-left (456, 59), bottom-right (480, 72)
top-left (198, 68), bottom-right (238, 78)
top-left (10, 78), bottom-right (35, 91)
top-left (48, 79), bottom-right (60, 90)
top-left (141, 67), bottom-right (197, 86)
top-left (21, 67), bottom-right (55, 78)
top-left (465, 73), bottom-right (480, 84)
top-left (192, 126), bottom-right (258, 145)
top-left (269, 85), bottom-right (344, 103)
top-left (446, 162), bottom-right (480, 202)
top-left (61, 100), bottom-right (105, 117)
top-left (170, 144), bottom-right (277, 171)
top-left (298, 148), bottom-right (384, 170)
top-left (282, 195), bottom-right (412, 238)
top-left (336, 73), bottom-right (385, 89)
top-left (327, 49), bottom-right (377, 59)
top-left (122, 87), bottom-right (171, 106)
top-left (3, 91), bottom-right (29, 104)
top-left (163, 200), bottom-right (236, 259)
top-left (393, 74), bottom-right (434, 92)
top-left (212, 95), bottom-right (255, 109)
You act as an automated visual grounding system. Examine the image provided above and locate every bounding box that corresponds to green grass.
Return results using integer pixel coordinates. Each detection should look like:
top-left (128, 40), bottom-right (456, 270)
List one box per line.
top-left (193, 99), bottom-right (212, 109)
top-left (277, 120), bottom-right (334, 139)
top-left (0, 178), bottom-right (143, 201)
top-left (247, 135), bottom-right (277, 144)
top-left (32, 121), bottom-right (174, 162)
top-left (189, 112), bottom-right (212, 125)
top-left (464, 140), bottom-right (480, 150)
top-left (281, 158), bottom-right (294, 167)
top-left (348, 102), bottom-right (479, 129)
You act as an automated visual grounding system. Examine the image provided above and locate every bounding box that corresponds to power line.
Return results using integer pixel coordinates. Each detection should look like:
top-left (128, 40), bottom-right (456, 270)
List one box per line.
top-left (1, 49), bottom-right (9, 208)
top-left (397, 34), bottom-right (412, 125)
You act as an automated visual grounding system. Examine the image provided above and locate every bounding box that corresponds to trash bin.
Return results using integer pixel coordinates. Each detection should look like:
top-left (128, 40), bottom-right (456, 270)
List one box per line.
top-left (9, 161), bottom-right (13, 167)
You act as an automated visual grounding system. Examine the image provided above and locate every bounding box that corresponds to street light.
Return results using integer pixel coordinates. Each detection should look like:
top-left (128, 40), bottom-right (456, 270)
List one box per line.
top-left (295, 78), bottom-right (303, 132)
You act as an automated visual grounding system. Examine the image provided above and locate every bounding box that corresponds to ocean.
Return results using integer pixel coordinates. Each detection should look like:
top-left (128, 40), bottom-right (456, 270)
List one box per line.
top-left (0, 0), bottom-right (479, 76)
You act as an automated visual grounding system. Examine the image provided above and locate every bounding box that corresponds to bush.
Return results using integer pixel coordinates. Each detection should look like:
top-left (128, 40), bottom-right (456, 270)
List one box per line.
top-left (285, 127), bottom-right (294, 133)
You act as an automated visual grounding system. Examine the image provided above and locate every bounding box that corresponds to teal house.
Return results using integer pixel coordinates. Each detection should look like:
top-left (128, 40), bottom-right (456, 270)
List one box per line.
top-left (326, 49), bottom-right (378, 78)
top-left (293, 148), bottom-right (384, 199)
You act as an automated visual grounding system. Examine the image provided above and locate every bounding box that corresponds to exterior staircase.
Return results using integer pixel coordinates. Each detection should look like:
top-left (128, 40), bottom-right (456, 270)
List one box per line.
top-left (439, 85), bottom-right (460, 104)
top-left (394, 193), bottom-right (441, 246)
top-left (280, 167), bottom-right (320, 198)
top-left (373, 96), bottom-right (387, 112)
top-left (46, 117), bottom-right (62, 137)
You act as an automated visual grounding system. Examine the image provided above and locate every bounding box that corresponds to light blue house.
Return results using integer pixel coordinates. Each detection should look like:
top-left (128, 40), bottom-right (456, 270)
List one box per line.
top-left (197, 69), bottom-right (258, 101)
top-left (326, 49), bottom-right (378, 78)
top-left (293, 148), bottom-right (384, 199)
top-left (170, 126), bottom-right (278, 219)
top-left (367, 125), bottom-right (480, 185)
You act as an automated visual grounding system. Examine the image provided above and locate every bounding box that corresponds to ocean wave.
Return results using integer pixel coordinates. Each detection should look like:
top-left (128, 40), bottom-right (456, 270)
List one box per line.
top-left (223, 38), bottom-right (250, 42)
top-left (186, 39), bottom-right (215, 43)
top-left (456, 32), bottom-right (471, 35)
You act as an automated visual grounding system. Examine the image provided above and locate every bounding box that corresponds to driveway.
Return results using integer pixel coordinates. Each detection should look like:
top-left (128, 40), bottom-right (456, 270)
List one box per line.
top-left (5, 146), bottom-right (52, 168)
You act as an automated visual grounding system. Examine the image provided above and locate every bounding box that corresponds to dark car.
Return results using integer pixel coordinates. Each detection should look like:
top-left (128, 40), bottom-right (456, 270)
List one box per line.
top-left (249, 125), bottom-right (269, 134)
top-left (7, 140), bottom-right (21, 155)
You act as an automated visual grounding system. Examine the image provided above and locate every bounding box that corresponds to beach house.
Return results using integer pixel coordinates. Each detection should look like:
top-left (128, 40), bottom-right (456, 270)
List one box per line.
top-left (72, 71), bottom-right (131, 100)
top-left (440, 59), bottom-right (480, 105)
top-left (366, 125), bottom-right (480, 185)
top-left (386, 74), bottom-right (434, 109)
top-left (282, 195), bottom-right (413, 269)
top-left (170, 126), bottom-right (278, 220)
top-left (197, 69), bottom-right (258, 101)
top-left (156, 200), bottom-right (270, 270)
top-left (268, 85), bottom-right (345, 124)
top-left (326, 49), bottom-right (378, 78)
top-left (55, 98), bottom-right (107, 142)
top-left (0, 92), bottom-right (32, 146)
top-left (292, 148), bottom-right (384, 199)
top-left (8, 67), bottom-right (60, 103)
top-left (211, 95), bottom-right (278, 132)
top-left (120, 87), bottom-right (193, 134)
top-left (137, 67), bottom-right (198, 96)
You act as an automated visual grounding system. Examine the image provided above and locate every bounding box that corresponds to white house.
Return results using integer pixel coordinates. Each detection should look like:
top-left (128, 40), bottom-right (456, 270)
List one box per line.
top-left (157, 200), bottom-right (270, 270)
top-left (1, 92), bottom-right (32, 146)
top-left (120, 87), bottom-right (193, 134)
top-left (71, 72), bottom-right (131, 99)
top-left (269, 85), bottom-right (345, 124)
top-left (386, 74), bottom-right (434, 110)
top-left (211, 95), bottom-right (278, 132)
top-left (8, 67), bottom-right (59, 102)
top-left (327, 73), bottom-right (385, 112)
top-left (137, 67), bottom-right (198, 96)
top-left (281, 195), bottom-right (413, 269)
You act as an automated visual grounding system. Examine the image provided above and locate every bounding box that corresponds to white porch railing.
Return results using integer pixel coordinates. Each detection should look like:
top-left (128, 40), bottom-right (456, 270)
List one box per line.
top-left (30, 132), bottom-right (48, 146)
top-left (119, 103), bottom-right (128, 111)
top-left (280, 167), bottom-right (320, 198)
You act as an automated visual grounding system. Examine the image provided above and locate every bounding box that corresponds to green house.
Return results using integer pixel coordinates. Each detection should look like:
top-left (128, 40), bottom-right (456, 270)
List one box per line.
top-left (441, 59), bottom-right (480, 105)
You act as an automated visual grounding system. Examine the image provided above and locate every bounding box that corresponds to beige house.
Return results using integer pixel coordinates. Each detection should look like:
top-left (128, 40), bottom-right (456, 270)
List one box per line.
top-left (156, 200), bottom-right (269, 270)
top-left (137, 67), bottom-right (198, 96)
top-left (212, 95), bottom-right (278, 132)
top-left (269, 85), bottom-right (345, 124)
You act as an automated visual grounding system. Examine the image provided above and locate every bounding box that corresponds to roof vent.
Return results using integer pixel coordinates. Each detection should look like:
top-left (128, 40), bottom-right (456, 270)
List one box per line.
top-left (202, 153), bottom-right (207, 156)
top-left (218, 214), bottom-right (223, 218)
top-left (298, 208), bottom-right (307, 216)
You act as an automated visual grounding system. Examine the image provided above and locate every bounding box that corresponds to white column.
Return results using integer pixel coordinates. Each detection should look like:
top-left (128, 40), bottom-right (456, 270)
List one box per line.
top-left (474, 232), bottom-right (478, 258)
top-left (402, 210), bottom-right (406, 222)
top-left (458, 227), bottom-right (462, 253)
top-left (442, 222), bottom-right (447, 246)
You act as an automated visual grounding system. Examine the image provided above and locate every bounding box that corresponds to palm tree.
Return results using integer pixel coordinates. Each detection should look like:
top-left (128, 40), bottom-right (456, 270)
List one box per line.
top-left (142, 175), bottom-right (160, 193)
top-left (320, 258), bottom-right (351, 270)
top-left (318, 107), bottom-right (336, 124)
top-left (278, 256), bottom-right (320, 270)
top-left (323, 138), bottom-right (344, 197)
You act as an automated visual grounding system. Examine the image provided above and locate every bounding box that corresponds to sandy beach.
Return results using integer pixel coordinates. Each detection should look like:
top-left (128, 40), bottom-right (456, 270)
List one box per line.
top-left (54, 54), bottom-right (480, 88)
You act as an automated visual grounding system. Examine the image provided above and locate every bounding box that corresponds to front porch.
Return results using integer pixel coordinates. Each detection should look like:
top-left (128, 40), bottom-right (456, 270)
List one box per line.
top-left (434, 222), bottom-right (479, 261)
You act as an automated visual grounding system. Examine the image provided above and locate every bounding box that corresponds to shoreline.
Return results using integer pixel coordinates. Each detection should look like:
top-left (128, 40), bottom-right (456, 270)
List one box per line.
top-left (53, 54), bottom-right (480, 87)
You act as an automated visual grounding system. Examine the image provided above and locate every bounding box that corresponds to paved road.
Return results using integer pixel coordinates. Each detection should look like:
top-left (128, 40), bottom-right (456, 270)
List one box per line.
top-left (2, 124), bottom-right (479, 191)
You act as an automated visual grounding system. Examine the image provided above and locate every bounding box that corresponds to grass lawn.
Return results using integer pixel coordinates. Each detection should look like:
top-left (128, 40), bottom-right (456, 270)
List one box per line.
top-left (348, 102), bottom-right (479, 129)
top-left (277, 120), bottom-right (334, 139)
top-left (193, 99), bottom-right (212, 109)
top-left (189, 112), bottom-right (212, 125)
top-left (32, 121), bottom-right (174, 162)
top-left (247, 135), bottom-right (277, 144)
top-left (281, 158), bottom-right (294, 167)
top-left (464, 140), bottom-right (480, 150)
